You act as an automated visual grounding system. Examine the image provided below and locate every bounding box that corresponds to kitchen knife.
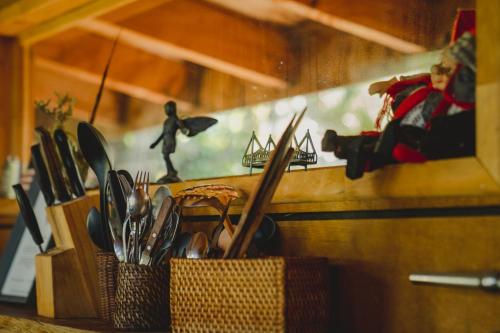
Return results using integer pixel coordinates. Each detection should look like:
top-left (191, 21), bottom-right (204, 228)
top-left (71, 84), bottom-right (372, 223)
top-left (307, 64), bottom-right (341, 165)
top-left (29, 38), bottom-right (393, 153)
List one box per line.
top-left (139, 196), bottom-right (175, 265)
top-left (53, 128), bottom-right (85, 198)
top-left (12, 184), bottom-right (44, 253)
top-left (35, 126), bottom-right (71, 203)
top-left (30, 144), bottom-right (55, 206)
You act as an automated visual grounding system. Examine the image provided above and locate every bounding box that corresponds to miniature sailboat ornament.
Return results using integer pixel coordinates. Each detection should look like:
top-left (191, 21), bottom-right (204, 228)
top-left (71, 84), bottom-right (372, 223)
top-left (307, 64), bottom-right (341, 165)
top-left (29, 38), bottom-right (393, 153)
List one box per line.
top-left (242, 129), bottom-right (317, 174)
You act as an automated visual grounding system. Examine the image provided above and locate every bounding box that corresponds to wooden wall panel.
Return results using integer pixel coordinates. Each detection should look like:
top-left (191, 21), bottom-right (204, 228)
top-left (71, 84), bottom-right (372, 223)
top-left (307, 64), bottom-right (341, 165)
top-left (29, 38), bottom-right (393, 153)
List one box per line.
top-left (182, 214), bottom-right (500, 333)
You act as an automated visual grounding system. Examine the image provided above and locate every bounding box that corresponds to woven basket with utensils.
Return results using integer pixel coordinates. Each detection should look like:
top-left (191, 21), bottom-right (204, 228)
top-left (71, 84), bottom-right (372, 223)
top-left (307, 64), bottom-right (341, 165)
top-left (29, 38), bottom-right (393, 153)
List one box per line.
top-left (113, 263), bottom-right (170, 330)
top-left (170, 257), bottom-right (330, 333)
top-left (96, 251), bottom-right (118, 321)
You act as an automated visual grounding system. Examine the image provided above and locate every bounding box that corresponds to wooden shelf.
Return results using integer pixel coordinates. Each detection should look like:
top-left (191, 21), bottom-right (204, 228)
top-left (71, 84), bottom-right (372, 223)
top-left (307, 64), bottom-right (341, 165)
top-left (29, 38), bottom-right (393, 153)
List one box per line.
top-left (0, 198), bottom-right (18, 219)
top-left (168, 157), bottom-right (500, 216)
top-left (78, 157), bottom-right (500, 217)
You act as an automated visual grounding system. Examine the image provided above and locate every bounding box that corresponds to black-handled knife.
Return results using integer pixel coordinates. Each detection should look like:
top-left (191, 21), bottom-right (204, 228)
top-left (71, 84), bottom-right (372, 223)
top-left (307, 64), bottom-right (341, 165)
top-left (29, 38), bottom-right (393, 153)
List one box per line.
top-left (54, 128), bottom-right (85, 197)
top-left (12, 184), bottom-right (44, 253)
top-left (35, 126), bottom-right (71, 203)
top-left (30, 144), bottom-right (55, 206)
top-left (108, 170), bottom-right (127, 224)
top-left (117, 170), bottom-right (133, 191)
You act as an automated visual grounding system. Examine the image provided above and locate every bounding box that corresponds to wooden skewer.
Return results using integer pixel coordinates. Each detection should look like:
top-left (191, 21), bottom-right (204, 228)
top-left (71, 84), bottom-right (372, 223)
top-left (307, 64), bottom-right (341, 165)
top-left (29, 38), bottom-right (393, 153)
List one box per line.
top-left (223, 108), bottom-right (306, 259)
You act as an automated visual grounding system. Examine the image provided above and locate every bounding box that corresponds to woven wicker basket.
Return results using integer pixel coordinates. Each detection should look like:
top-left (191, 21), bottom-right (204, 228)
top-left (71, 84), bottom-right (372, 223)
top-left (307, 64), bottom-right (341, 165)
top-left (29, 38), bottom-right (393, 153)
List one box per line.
top-left (96, 251), bottom-right (118, 321)
top-left (170, 257), bottom-right (330, 333)
top-left (112, 263), bottom-right (170, 331)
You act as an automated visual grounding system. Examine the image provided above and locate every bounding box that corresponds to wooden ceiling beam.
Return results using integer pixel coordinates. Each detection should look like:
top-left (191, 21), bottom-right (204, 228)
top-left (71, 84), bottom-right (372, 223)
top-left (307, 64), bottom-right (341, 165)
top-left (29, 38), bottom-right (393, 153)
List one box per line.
top-left (33, 64), bottom-right (122, 125)
top-left (37, 56), bottom-right (159, 104)
top-left (0, 0), bottom-right (92, 36)
top-left (205, 0), bottom-right (470, 52)
top-left (200, 0), bottom-right (303, 26)
top-left (17, 0), bottom-right (138, 46)
top-left (34, 56), bottom-right (193, 112)
top-left (205, 0), bottom-right (426, 53)
top-left (280, 0), bottom-right (426, 53)
top-left (77, 18), bottom-right (287, 90)
top-left (284, 0), bottom-right (474, 51)
top-left (32, 29), bottom-right (195, 111)
top-left (33, 62), bottom-right (171, 137)
top-left (96, 0), bottom-right (291, 89)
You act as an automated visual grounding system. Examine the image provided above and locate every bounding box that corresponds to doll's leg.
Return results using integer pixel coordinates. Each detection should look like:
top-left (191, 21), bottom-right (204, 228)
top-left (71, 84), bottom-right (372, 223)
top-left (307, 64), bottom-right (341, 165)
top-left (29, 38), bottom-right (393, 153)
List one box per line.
top-left (322, 129), bottom-right (378, 180)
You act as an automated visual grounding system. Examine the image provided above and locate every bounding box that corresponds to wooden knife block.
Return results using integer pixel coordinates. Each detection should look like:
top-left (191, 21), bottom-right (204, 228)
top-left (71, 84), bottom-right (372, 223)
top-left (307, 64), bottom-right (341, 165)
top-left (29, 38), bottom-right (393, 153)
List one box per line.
top-left (37, 195), bottom-right (100, 318)
top-left (35, 248), bottom-right (97, 318)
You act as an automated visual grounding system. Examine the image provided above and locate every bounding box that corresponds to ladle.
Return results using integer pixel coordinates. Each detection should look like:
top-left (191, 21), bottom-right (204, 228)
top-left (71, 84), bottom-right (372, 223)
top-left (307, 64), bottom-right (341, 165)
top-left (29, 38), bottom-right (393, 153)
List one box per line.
top-left (87, 207), bottom-right (108, 251)
top-left (78, 122), bottom-right (113, 248)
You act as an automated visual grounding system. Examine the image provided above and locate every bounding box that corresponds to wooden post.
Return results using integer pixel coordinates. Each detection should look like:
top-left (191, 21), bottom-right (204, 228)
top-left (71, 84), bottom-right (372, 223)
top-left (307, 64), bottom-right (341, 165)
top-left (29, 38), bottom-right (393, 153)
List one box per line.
top-left (0, 37), bottom-right (33, 168)
top-left (477, 0), bottom-right (500, 183)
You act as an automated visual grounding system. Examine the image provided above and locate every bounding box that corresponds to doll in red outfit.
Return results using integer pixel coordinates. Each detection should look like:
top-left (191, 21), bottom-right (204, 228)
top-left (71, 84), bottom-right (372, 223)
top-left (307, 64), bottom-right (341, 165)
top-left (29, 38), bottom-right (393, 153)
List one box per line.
top-left (322, 9), bottom-right (476, 180)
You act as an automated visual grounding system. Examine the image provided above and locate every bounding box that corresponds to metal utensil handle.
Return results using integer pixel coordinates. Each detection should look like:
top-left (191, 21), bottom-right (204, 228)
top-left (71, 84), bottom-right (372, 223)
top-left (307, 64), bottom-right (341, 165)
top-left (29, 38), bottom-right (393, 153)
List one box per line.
top-left (409, 272), bottom-right (500, 292)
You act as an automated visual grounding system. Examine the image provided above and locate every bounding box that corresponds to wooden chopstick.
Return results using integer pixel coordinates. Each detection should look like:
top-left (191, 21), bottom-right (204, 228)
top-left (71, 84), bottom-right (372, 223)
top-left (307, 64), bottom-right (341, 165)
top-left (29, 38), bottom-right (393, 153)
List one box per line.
top-left (223, 108), bottom-right (306, 259)
top-left (232, 147), bottom-right (295, 259)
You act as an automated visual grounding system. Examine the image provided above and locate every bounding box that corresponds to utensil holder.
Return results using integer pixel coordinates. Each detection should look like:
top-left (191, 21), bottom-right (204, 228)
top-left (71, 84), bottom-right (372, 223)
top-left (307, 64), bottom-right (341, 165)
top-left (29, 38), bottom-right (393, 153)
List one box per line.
top-left (45, 196), bottom-right (100, 316)
top-left (96, 251), bottom-right (119, 321)
top-left (170, 257), bottom-right (330, 333)
top-left (113, 263), bottom-right (170, 331)
top-left (35, 248), bottom-right (97, 318)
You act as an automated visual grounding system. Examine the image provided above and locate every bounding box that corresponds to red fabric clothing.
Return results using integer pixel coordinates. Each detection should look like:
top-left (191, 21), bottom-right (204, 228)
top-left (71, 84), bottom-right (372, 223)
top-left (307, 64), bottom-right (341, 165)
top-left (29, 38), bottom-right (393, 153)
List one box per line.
top-left (392, 143), bottom-right (427, 163)
top-left (386, 75), bottom-right (431, 98)
top-left (451, 9), bottom-right (476, 42)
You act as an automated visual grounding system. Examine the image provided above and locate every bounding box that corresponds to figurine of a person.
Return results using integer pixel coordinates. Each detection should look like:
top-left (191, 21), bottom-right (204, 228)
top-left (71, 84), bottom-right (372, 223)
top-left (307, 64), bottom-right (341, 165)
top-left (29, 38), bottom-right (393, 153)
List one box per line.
top-left (150, 101), bottom-right (217, 183)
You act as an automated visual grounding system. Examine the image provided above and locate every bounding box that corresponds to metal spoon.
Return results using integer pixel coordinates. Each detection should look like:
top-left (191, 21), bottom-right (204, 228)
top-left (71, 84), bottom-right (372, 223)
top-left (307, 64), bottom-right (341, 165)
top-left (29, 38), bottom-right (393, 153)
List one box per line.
top-left (186, 232), bottom-right (209, 259)
top-left (152, 186), bottom-right (172, 219)
top-left (123, 172), bottom-right (151, 263)
top-left (172, 232), bottom-right (193, 258)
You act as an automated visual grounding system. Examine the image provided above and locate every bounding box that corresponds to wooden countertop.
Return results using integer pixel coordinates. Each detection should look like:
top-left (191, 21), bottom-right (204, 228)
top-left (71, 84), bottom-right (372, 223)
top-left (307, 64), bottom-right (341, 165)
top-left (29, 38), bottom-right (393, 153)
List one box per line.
top-left (0, 303), bottom-right (168, 332)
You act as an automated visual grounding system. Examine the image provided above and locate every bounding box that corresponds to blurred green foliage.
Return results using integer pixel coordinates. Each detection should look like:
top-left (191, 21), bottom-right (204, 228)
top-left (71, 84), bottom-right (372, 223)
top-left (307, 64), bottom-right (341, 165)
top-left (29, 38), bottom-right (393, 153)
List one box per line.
top-left (110, 52), bottom-right (438, 181)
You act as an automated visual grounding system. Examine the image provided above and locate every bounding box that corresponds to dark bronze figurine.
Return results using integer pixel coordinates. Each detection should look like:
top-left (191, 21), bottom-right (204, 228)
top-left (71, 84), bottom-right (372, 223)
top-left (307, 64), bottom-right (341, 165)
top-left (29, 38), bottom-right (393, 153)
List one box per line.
top-left (150, 101), bottom-right (217, 183)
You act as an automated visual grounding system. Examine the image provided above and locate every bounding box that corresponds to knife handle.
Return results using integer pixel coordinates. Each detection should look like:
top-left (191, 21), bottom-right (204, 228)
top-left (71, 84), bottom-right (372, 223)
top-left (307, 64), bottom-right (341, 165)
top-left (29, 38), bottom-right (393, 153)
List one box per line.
top-left (36, 126), bottom-right (71, 203)
top-left (140, 197), bottom-right (175, 265)
top-left (12, 184), bottom-right (44, 253)
top-left (54, 129), bottom-right (85, 197)
top-left (31, 144), bottom-right (55, 206)
top-left (108, 170), bottom-right (126, 223)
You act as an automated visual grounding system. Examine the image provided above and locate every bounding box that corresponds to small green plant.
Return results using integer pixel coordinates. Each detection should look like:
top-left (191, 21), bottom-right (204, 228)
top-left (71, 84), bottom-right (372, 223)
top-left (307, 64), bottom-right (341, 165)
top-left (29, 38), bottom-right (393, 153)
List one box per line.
top-left (34, 92), bottom-right (76, 129)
